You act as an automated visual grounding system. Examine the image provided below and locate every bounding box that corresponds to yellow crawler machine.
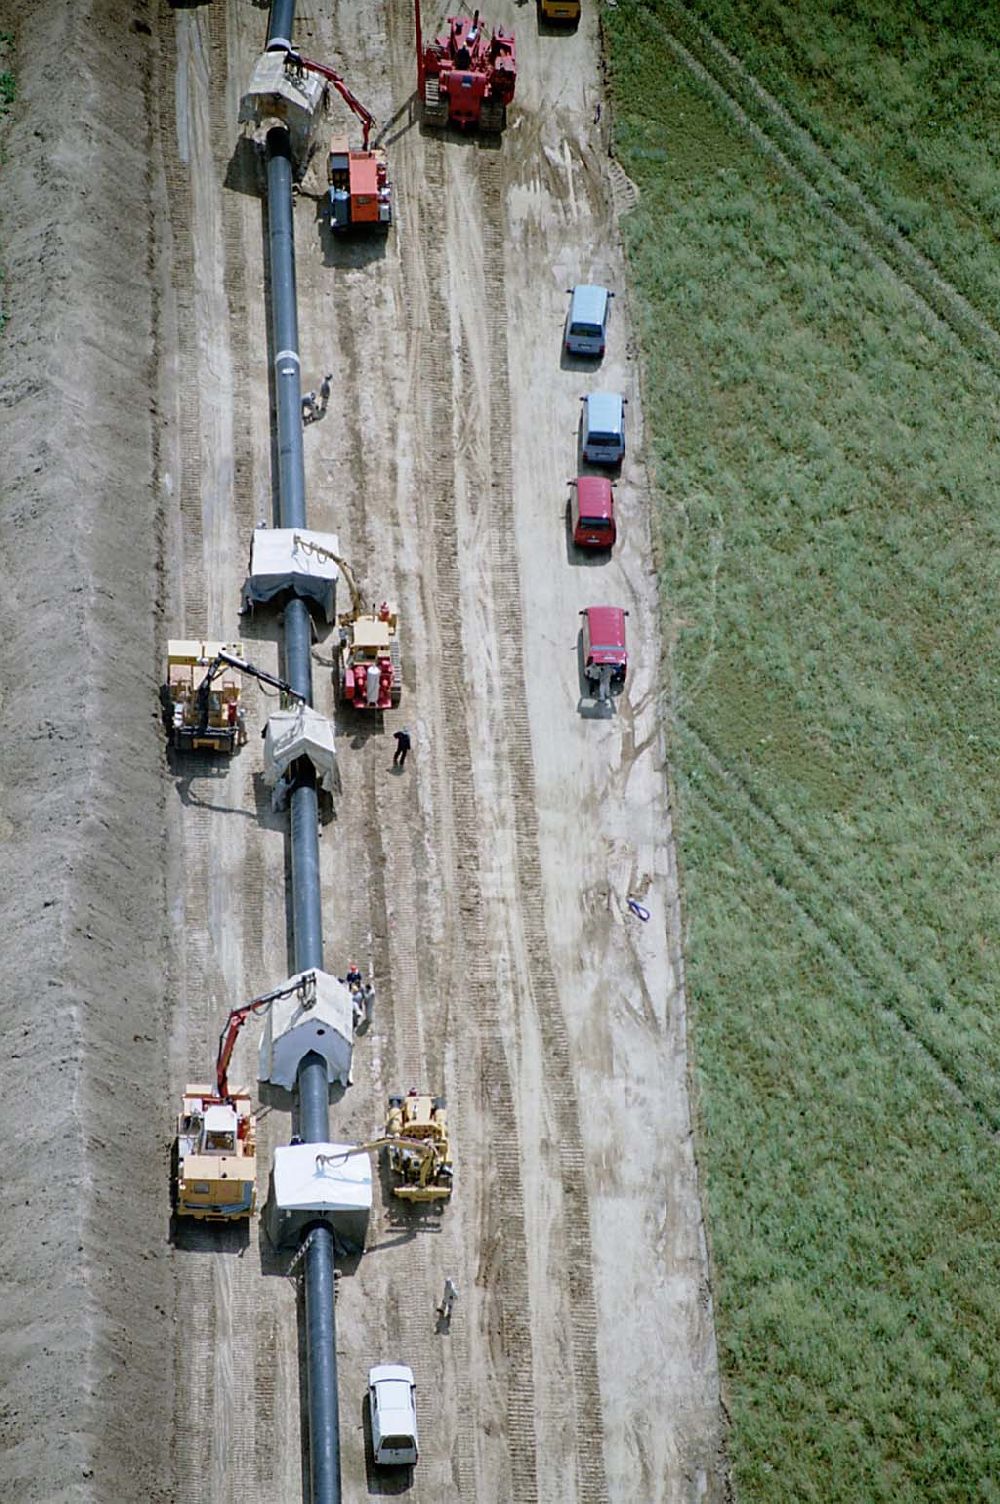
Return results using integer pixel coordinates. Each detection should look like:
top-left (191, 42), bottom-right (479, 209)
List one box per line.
top-left (385, 1091), bottom-right (453, 1202)
top-left (174, 1086), bottom-right (257, 1221)
top-left (290, 535), bottom-right (402, 711)
top-left (165, 640), bottom-right (305, 754)
top-left (166, 640), bottom-right (247, 753)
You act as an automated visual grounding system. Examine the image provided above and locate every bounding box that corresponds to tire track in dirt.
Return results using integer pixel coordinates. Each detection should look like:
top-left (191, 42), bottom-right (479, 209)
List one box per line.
top-left (163, 8), bottom-right (276, 1499)
top-left (394, 129), bottom-right (540, 1501)
top-left (643, 0), bottom-right (1000, 368)
top-left (162, 15), bottom-right (205, 639)
top-left (476, 150), bottom-right (609, 1504)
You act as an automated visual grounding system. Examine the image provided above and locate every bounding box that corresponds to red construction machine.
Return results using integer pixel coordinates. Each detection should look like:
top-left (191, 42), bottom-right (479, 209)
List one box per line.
top-left (283, 50), bottom-right (392, 231)
top-left (415, 3), bottom-right (516, 132)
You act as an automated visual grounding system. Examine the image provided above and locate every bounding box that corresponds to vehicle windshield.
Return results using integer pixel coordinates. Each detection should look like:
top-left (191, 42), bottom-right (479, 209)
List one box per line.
top-left (579, 517), bottom-right (611, 528)
top-left (588, 432), bottom-right (617, 446)
top-left (381, 1435), bottom-right (414, 1451)
top-left (570, 322), bottom-right (601, 338)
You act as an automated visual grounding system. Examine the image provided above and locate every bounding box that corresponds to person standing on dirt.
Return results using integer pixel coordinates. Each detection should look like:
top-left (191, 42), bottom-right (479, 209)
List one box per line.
top-left (392, 727), bottom-right (412, 768)
top-left (319, 372), bottom-right (332, 410)
top-left (302, 390), bottom-right (317, 423)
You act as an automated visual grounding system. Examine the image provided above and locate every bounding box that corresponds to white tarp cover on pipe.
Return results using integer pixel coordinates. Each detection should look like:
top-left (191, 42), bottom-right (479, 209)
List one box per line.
top-left (263, 706), bottom-right (337, 796)
top-left (246, 528), bottom-right (341, 621)
top-left (272, 1143), bottom-right (373, 1214)
top-left (258, 969), bottom-right (354, 1089)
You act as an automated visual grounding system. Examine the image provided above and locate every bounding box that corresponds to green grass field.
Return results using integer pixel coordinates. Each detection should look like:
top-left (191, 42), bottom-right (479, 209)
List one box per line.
top-left (604, 3), bottom-right (1000, 1498)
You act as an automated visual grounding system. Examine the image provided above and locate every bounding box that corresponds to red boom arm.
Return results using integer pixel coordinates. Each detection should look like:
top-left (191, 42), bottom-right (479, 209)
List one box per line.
top-left (286, 51), bottom-right (375, 150)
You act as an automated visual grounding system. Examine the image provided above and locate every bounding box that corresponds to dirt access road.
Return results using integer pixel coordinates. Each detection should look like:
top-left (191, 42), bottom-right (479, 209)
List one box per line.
top-left (1, 0), bottom-right (723, 1499)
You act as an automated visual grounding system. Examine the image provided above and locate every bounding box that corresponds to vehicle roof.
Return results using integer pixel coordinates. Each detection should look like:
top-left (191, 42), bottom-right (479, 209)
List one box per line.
top-left (584, 390), bottom-right (624, 431)
top-left (584, 605), bottom-right (627, 645)
top-left (349, 154), bottom-right (379, 195)
top-left (204, 1104), bottom-right (238, 1132)
top-left (369, 1363), bottom-right (415, 1386)
top-left (353, 618), bottom-right (391, 649)
top-left (570, 283), bottom-right (609, 321)
top-left (576, 475), bottom-right (613, 517)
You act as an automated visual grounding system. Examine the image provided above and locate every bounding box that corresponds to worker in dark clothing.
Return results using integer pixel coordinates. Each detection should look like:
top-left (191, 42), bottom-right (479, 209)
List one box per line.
top-left (319, 372), bottom-right (333, 409)
top-left (392, 727), bottom-right (412, 768)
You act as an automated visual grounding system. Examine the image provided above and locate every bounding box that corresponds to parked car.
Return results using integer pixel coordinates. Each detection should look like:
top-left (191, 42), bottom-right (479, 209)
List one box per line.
top-left (564, 283), bottom-right (612, 357)
top-left (570, 475), bottom-right (616, 550)
top-left (580, 605), bottom-right (629, 703)
top-left (581, 391), bottom-right (626, 466)
top-left (369, 1364), bottom-right (419, 1467)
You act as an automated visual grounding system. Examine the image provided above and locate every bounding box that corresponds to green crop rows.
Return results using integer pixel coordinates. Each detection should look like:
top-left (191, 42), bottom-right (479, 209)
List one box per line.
top-left (605, 2), bottom-right (1000, 1498)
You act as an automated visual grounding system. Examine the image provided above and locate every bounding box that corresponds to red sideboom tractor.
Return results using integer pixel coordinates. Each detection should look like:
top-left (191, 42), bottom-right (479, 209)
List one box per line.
top-left (415, 2), bottom-right (516, 132)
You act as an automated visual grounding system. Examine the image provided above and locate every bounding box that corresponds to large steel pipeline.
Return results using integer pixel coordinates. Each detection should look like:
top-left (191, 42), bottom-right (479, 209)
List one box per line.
top-left (263, 0), bottom-right (342, 1496)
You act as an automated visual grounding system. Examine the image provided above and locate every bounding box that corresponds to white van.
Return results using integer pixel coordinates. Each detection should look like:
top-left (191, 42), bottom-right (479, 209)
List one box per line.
top-left (581, 391), bottom-right (626, 466)
top-left (564, 283), bottom-right (612, 357)
top-left (369, 1364), bottom-right (419, 1467)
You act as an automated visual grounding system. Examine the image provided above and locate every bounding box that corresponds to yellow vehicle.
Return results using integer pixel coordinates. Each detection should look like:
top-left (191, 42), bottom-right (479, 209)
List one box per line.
top-left (174, 977), bottom-right (307, 1221)
top-left (174, 1086), bottom-right (257, 1220)
top-left (165, 640), bottom-right (304, 754)
top-left (385, 1091), bottom-right (453, 1202)
top-left (539, 0), bottom-right (581, 23)
top-left (292, 537), bottom-right (403, 711)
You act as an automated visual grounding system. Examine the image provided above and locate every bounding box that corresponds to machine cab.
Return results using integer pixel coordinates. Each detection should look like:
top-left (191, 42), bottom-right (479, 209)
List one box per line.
top-left (565, 283), bottom-right (611, 357)
top-left (201, 1104), bottom-right (238, 1154)
top-left (571, 475), bottom-right (616, 550)
top-left (580, 605), bottom-right (629, 702)
top-left (581, 391), bottom-right (626, 466)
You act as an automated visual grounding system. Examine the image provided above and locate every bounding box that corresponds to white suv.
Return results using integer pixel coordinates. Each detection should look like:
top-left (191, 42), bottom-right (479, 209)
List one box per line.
top-left (369, 1363), bottom-right (419, 1466)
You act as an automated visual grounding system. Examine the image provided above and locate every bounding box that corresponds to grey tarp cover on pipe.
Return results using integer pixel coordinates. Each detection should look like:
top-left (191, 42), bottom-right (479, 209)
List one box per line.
top-left (263, 706), bottom-right (338, 800)
top-left (258, 969), bottom-right (354, 1090)
top-left (246, 527), bottom-right (341, 620)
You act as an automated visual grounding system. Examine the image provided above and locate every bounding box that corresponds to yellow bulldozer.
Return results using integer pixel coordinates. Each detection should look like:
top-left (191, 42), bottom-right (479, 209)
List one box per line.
top-left (385, 1091), bottom-right (452, 1202)
top-left (315, 1091), bottom-right (453, 1205)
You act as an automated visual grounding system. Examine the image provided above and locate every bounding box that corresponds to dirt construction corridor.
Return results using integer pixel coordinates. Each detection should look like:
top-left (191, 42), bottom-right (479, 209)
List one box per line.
top-left (0, 1), bottom-right (724, 1500)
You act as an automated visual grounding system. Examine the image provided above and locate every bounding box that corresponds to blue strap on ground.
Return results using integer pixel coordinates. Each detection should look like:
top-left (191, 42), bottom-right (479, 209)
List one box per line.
top-left (627, 898), bottom-right (650, 922)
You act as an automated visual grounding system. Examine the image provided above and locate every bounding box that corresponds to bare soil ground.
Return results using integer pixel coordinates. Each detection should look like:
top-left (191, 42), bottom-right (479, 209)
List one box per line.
top-left (0, 0), bottom-right (725, 1499)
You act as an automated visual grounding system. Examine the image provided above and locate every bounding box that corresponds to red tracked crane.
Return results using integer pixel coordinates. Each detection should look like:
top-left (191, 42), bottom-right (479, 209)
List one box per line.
top-left (414, 2), bottom-right (516, 133)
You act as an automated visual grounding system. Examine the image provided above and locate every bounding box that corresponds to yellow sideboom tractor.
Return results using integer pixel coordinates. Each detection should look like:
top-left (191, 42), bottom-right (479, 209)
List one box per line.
top-left (385, 1091), bottom-right (453, 1202)
top-left (165, 640), bottom-right (304, 754)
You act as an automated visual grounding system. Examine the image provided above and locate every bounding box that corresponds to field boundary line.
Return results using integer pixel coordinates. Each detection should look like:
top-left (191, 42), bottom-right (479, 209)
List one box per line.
top-left (639, 0), bottom-right (1000, 368)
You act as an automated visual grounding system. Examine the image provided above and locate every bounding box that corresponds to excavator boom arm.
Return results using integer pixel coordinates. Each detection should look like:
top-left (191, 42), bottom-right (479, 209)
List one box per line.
top-left (286, 51), bottom-right (375, 149)
top-left (196, 650), bottom-right (305, 733)
top-left (215, 972), bottom-right (317, 1099)
top-left (291, 534), bottom-right (367, 619)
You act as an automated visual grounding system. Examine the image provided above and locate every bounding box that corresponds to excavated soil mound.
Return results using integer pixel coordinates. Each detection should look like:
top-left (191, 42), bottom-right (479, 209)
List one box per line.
top-left (0, 3), bottom-right (173, 1499)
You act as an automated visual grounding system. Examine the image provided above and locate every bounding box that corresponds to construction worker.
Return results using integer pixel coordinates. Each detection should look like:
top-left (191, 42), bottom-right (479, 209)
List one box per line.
top-left (351, 989), bottom-right (365, 1032)
top-left (362, 981), bottom-right (375, 1025)
top-left (319, 372), bottom-right (332, 408)
top-left (345, 961), bottom-right (362, 991)
top-left (392, 727), bottom-right (412, 768)
top-left (302, 390), bottom-right (317, 422)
